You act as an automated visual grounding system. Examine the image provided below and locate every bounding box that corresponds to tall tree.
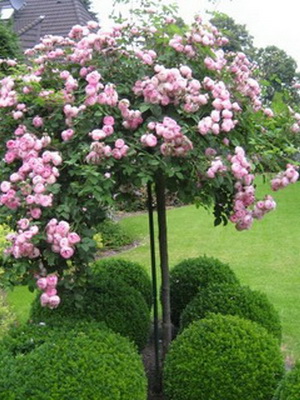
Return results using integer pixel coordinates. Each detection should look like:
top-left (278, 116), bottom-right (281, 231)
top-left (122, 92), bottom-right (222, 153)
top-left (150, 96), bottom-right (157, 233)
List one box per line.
top-left (255, 46), bottom-right (298, 101)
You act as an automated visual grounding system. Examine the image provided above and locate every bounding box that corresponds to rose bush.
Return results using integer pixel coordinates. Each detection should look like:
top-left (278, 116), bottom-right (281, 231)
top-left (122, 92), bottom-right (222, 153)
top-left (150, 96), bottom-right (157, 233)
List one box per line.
top-left (0, 1), bottom-right (298, 321)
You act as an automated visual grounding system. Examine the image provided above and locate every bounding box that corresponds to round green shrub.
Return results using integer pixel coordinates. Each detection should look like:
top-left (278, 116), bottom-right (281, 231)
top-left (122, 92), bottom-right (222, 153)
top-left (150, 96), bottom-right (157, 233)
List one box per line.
top-left (169, 256), bottom-right (239, 325)
top-left (164, 314), bottom-right (284, 400)
top-left (273, 362), bottom-right (300, 400)
top-left (91, 258), bottom-right (152, 309)
top-left (0, 322), bottom-right (147, 400)
top-left (30, 278), bottom-right (150, 351)
top-left (180, 283), bottom-right (282, 340)
top-left (0, 320), bottom-right (107, 355)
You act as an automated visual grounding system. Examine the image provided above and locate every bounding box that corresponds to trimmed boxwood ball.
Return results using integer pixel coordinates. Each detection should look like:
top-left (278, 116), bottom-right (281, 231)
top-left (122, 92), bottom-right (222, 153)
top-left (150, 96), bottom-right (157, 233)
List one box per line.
top-left (91, 258), bottom-right (152, 309)
top-left (169, 256), bottom-right (239, 325)
top-left (164, 314), bottom-right (284, 400)
top-left (180, 283), bottom-right (282, 341)
top-left (0, 322), bottom-right (147, 400)
top-left (30, 277), bottom-right (150, 351)
top-left (0, 321), bottom-right (108, 355)
top-left (273, 362), bottom-right (300, 400)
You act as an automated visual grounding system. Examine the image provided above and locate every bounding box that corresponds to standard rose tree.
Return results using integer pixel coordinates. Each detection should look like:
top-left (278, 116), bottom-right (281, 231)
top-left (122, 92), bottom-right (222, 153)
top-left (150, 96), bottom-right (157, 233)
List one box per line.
top-left (0, 1), bottom-right (298, 348)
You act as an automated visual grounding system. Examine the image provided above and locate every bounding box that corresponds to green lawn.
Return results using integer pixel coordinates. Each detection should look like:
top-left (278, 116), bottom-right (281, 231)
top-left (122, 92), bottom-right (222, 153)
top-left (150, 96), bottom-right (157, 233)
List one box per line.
top-left (118, 179), bottom-right (300, 362)
top-left (6, 178), bottom-right (300, 362)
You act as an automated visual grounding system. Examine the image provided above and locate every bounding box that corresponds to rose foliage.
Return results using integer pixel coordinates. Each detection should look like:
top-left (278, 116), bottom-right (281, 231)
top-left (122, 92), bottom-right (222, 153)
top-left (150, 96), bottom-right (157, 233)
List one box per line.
top-left (0, 2), bottom-right (298, 308)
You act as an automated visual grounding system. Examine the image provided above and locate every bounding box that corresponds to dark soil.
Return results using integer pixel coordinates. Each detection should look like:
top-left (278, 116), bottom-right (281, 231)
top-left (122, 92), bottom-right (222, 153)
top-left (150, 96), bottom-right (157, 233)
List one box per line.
top-left (142, 322), bottom-right (165, 400)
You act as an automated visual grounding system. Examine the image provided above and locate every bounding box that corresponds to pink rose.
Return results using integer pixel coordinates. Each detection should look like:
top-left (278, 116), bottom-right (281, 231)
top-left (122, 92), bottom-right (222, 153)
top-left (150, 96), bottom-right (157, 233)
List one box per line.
top-left (56, 221), bottom-right (70, 235)
top-left (47, 275), bottom-right (58, 287)
top-left (33, 183), bottom-right (45, 194)
top-left (30, 208), bottom-right (42, 219)
top-left (144, 134), bottom-right (157, 147)
top-left (40, 293), bottom-right (50, 307)
top-left (37, 277), bottom-right (48, 290)
top-left (48, 295), bottom-right (61, 309)
top-left (60, 246), bottom-right (74, 259)
top-left (102, 125), bottom-right (114, 135)
top-left (68, 232), bottom-right (81, 244)
top-left (0, 181), bottom-right (11, 192)
top-left (90, 129), bottom-right (106, 140)
top-left (46, 288), bottom-right (57, 297)
top-left (115, 139), bottom-right (125, 149)
top-left (29, 225), bottom-right (39, 235)
top-left (33, 116), bottom-right (44, 128)
top-left (59, 237), bottom-right (70, 248)
top-left (18, 218), bottom-right (30, 230)
top-left (103, 116), bottom-right (115, 126)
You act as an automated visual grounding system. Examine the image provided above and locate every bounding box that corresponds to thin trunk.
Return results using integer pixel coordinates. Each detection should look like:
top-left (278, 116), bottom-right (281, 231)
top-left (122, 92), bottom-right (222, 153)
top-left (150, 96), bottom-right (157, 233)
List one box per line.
top-left (155, 172), bottom-right (172, 357)
top-left (147, 182), bottom-right (161, 392)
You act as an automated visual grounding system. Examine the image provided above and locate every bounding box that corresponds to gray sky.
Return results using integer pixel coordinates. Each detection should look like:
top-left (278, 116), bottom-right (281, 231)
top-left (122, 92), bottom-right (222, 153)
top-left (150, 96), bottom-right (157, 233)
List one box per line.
top-left (90, 0), bottom-right (300, 70)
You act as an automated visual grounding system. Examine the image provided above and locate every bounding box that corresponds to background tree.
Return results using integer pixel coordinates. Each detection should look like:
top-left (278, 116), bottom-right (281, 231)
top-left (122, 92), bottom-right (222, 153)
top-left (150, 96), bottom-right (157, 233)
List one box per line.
top-left (79, 0), bottom-right (97, 19)
top-left (209, 12), bottom-right (299, 104)
top-left (0, 20), bottom-right (21, 60)
top-left (255, 46), bottom-right (299, 102)
top-left (209, 11), bottom-right (254, 56)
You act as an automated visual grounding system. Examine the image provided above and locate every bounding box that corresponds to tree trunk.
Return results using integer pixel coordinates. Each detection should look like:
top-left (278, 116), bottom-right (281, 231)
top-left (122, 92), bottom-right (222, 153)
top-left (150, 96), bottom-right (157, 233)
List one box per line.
top-left (155, 172), bottom-right (172, 357)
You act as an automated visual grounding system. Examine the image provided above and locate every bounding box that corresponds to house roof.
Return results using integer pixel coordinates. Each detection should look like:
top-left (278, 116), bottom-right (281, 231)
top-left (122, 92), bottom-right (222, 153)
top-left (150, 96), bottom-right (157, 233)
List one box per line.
top-left (2, 0), bottom-right (97, 50)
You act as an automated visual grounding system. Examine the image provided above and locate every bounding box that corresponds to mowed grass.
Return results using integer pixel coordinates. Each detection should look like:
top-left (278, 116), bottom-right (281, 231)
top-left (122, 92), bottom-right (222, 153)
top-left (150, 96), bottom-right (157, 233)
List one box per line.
top-left (6, 177), bottom-right (300, 361)
top-left (118, 178), bottom-right (300, 362)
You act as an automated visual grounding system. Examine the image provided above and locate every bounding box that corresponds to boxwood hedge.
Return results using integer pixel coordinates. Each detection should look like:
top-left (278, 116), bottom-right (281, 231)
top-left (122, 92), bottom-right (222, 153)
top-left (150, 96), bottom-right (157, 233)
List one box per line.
top-left (90, 258), bottom-right (152, 309)
top-left (30, 277), bottom-right (150, 351)
top-left (164, 313), bottom-right (284, 400)
top-left (0, 322), bottom-right (147, 400)
top-left (169, 256), bottom-right (239, 325)
top-left (180, 283), bottom-right (282, 340)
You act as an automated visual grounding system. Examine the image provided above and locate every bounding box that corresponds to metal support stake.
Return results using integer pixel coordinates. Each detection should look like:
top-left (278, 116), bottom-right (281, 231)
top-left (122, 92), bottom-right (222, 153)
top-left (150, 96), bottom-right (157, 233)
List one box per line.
top-left (147, 181), bottom-right (160, 389)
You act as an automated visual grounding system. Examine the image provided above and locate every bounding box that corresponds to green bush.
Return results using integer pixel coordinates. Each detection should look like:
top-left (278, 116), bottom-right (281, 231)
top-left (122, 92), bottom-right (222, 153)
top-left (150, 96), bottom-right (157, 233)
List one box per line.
top-left (0, 291), bottom-right (16, 339)
top-left (91, 258), bottom-right (152, 309)
top-left (164, 314), bottom-right (284, 400)
top-left (0, 322), bottom-right (147, 400)
top-left (274, 362), bottom-right (300, 400)
top-left (30, 278), bottom-right (150, 351)
top-left (180, 283), bottom-right (282, 340)
top-left (169, 256), bottom-right (239, 325)
top-left (97, 219), bottom-right (134, 250)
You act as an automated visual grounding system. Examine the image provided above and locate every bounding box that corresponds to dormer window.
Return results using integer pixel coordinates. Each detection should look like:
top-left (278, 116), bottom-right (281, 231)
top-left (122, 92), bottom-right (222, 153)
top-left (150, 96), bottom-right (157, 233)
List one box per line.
top-left (0, 5), bottom-right (14, 20)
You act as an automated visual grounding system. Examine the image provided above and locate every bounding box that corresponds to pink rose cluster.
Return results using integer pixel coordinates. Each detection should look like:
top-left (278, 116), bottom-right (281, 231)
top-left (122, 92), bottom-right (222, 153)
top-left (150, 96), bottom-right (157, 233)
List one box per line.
top-left (134, 65), bottom-right (209, 113)
top-left (228, 147), bottom-right (276, 230)
top-left (206, 157), bottom-right (227, 178)
top-left (86, 115), bottom-right (129, 163)
top-left (169, 17), bottom-right (228, 57)
top-left (0, 76), bottom-right (17, 108)
top-left (0, 127), bottom-right (60, 215)
top-left (63, 103), bottom-right (84, 126)
top-left (141, 117), bottom-right (193, 157)
top-left (118, 99), bottom-right (143, 130)
top-left (229, 52), bottom-right (262, 111)
top-left (45, 219), bottom-right (81, 259)
top-left (6, 223), bottom-right (40, 259)
top-left (271, 164), bottom-right (299, 191)
top-left (198, 78), bottom-right (240, 136)
top-left (135, 49), bottom-right (157, 65)
top-left (204, 49), bottom-right (227, 71)
top-left (36, 274), bottom-right (61, 309)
